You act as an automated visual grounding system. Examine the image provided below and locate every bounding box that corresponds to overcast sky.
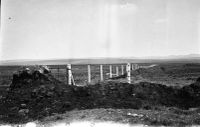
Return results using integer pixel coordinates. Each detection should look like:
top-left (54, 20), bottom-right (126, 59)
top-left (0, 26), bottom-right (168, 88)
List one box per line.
top-left (1, 0), bottom-right (200, 60)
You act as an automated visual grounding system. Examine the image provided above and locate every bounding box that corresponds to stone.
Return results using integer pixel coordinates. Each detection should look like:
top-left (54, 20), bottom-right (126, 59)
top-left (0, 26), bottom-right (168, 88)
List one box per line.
top-left (10, 106), bottom-right (19, 111)
top-left (20, 104), bottom-right (26, 108)
top-left (18, 109), bottom-right (29, 116)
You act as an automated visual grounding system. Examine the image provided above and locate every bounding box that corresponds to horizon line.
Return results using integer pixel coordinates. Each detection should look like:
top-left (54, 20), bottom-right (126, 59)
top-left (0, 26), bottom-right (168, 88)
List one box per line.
top-left (1, 53), bottom-right (200, 62)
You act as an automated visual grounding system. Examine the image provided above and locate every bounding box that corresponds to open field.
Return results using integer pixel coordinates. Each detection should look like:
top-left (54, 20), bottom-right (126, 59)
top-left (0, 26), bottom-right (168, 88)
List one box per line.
top-left (1, 62), bottom-right (200, 126)
top-left (131, 63), bottom-right (200, 87)
top-left (1, 62), bottom-right (200, 87)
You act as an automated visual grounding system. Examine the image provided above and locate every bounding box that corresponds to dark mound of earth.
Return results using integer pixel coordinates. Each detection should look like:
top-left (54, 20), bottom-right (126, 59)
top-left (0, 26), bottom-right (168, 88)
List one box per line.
top-left (1, 67), bottom-right (200, 123)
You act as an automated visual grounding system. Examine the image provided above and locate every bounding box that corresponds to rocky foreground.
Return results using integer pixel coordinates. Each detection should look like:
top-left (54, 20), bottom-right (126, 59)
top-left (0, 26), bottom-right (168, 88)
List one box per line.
top-left (1, 66), bottom-right (200, 125)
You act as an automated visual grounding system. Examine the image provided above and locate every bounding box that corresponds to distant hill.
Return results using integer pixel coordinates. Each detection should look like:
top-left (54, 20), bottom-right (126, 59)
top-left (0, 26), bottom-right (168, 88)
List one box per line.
top-left (138, 54), bottom-right (200, 59)
top-left (0, 54), bottom-right (200, 65)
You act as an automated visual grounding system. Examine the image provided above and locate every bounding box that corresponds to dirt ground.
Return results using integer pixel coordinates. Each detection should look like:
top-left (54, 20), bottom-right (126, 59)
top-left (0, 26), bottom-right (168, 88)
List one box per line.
top-left (2, 108), bottom-right (200, 126)
top-left (41, 108), bottom-right (200, 126)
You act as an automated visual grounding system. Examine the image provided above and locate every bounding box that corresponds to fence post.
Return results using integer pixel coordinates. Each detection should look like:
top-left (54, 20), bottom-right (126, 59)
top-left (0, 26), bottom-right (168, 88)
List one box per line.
top-left (71, 74), bottom-right (76, 86)
top-left (67, 64), bottom-right (72, 85)
top-left (132, 64), bottom-right (134, 70)
top-left (100, 65), bottom-right (103, 81)
top-left (126, 63), bottom-right (131, 83)
top-left (57, 67), bottom-right (59, 80)
top-left (65, 66), bottom-right (68, 83)
top-left (121, 65), bottom-right (124, 75)
top-left (136, 64), bottom-right (139, 69)
top-left (116, 66), bottom-right (119, 76)
top-left (88, 65), bottom-right (91, 83)
top-left (109, 65), bottom-right (112, 78)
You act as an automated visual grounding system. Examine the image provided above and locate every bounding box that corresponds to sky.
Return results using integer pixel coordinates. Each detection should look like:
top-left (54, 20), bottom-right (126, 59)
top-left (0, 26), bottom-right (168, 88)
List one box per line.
top-left (1, 0), bottom-right (200, 60)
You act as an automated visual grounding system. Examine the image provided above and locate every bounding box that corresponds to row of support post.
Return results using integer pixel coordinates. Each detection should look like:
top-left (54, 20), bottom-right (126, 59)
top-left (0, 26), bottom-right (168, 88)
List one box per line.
top-left (66, 63), bottom-right (133, 85)
top-left (87, 63), bottom-right (131, 84)
top-left (131, 64), bottom-right (139, 70)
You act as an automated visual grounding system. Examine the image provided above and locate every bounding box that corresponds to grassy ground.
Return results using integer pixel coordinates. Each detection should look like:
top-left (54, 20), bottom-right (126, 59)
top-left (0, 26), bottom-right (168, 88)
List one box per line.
top-left (131, 63), bottom-right (200, 87)
top-left (1, 63), bottom-right (200, 126)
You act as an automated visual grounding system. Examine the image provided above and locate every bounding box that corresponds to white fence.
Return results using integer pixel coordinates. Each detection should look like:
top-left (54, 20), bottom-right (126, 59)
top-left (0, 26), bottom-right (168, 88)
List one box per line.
top-left (50, 63), bottom-right (140, 85)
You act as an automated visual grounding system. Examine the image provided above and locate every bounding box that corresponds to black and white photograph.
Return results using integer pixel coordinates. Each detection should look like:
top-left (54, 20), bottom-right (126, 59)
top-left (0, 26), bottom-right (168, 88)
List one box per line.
top-left (1, 0), bottom-right (200, 126)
